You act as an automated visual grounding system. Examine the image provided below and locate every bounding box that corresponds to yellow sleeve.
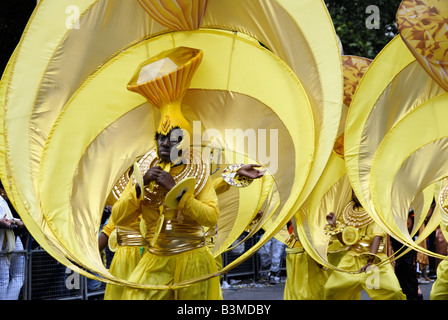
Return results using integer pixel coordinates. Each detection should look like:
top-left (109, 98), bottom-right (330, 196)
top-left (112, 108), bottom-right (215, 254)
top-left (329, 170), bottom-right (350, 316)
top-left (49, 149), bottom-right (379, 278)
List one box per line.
top-left (213, 177), bottom-right (231, 195)
top-left (367, 221), bottom-right (386, 239)
top-left (111, 180), bottom-right (142, 226)
top-left (101, 217), bottom-right (116, 237)
top-left (178, 177), bottom-right (219, 228)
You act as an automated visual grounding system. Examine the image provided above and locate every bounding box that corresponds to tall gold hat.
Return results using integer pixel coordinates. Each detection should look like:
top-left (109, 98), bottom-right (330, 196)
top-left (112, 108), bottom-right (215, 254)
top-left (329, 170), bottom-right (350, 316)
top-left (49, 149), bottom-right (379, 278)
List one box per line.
top-left (127, 46), bottom-right (203, 137)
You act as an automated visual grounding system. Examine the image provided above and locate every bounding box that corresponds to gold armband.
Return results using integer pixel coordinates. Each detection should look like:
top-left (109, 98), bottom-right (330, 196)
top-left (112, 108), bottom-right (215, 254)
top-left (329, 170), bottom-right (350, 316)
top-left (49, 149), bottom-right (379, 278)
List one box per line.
top-left (323, 221), bottom-right (345, 236)
top-left (222, 164), bottom-right (253, 188)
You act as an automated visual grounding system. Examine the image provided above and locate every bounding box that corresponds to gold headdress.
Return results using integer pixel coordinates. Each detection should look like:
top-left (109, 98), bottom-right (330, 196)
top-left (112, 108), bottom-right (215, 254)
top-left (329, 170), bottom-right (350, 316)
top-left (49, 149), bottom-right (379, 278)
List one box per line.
top-left (125, 47), bottom-right (207, 211)
top-left (333, 55), bottom-right (372, 159)
top-left (127, 46), bottom-right (203, 138)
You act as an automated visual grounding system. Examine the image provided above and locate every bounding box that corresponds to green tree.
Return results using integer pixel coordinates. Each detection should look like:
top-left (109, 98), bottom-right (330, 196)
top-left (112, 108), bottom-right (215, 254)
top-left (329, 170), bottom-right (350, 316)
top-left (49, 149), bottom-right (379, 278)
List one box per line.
top-left (324, 0), bottom-right (403, 59)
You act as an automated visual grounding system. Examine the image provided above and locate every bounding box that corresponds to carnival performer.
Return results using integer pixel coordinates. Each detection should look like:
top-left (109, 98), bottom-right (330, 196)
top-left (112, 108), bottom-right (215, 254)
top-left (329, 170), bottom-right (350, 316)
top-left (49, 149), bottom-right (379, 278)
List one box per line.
top-left (104, 162), bottom-right (263, 300)
top-left (111, 46), bottom-right (231, 300)
top-left (323, 194), bottom-right (406, 300)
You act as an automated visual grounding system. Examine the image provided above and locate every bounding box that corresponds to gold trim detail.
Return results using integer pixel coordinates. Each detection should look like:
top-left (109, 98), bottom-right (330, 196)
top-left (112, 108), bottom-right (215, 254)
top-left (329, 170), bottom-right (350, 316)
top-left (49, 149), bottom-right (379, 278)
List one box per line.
top-left (342, 200), bottom-right (373, 228)
top-left (112, 148), bottom-right (209, 207)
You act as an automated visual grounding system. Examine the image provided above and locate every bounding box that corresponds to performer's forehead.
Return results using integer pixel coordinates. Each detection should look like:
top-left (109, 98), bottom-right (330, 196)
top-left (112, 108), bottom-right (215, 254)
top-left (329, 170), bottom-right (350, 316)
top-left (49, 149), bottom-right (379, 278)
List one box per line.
top-left (155, 127), bottom-right (183, 140)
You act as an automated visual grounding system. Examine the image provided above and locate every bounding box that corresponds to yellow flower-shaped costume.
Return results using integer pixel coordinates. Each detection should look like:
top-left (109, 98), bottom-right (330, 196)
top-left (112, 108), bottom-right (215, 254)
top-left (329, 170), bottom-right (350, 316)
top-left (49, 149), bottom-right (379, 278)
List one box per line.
top-left (0, 0), bottom-right (343, 291)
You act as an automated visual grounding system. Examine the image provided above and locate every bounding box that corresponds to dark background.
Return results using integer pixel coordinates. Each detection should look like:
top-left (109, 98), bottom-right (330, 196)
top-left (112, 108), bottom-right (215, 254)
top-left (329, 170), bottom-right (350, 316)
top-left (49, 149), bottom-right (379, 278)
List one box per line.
top-left (0, 1), bottom-right (36, 72)
top-left (324, 0), bottom-right (403, 59)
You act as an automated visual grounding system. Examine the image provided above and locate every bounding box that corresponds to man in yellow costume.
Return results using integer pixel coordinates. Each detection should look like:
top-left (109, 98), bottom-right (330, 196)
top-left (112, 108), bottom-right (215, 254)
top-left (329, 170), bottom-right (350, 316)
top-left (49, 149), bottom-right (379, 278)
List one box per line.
top-left (323, 195), bottom-right (406, 300)
top-left (103, 162), bottom-right (263, 300)
top-left (111, 46), bottom-right (222, 300)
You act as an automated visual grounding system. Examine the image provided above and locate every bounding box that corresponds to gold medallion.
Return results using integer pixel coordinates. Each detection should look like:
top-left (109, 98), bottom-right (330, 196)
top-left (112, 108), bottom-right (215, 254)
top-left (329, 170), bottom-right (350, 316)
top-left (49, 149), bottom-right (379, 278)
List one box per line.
top-left (342, 225), bottom-right (359, 245)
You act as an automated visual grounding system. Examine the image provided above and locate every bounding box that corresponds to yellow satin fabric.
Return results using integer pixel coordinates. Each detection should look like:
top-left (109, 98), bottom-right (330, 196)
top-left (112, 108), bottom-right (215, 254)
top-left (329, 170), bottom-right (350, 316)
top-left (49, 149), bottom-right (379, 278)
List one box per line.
top-left (104, 246), bottom-right (143, 300)
top-left (102, 217), bottom-right (144, 300)
top-left (430, 259), bottom-right (448, 300)
top-left (283, 245), bottom-right (328, 300)
top-left (2, 0), bottom-right (342, 286)
top-left (122, 246), bottom-right (221, 300)
top-left (137, 0), bottom-right (208, 31)
top-left (345, 35), bottom-right (445, 262)
top-left (323, 257), bottom-right (405, 300)
top-left (294, 153), bottom-right (352, 270)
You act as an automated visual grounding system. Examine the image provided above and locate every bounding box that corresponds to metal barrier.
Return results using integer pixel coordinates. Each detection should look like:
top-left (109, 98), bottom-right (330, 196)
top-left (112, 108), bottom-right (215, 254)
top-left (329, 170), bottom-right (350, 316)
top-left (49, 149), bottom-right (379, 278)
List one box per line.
top-left (1, 232), bottom-right (285, 300)
top-left (0, 234), bottom-right (111, 300)
top-left (27, 247), bottom-right (108, 300)
top-left (222, 236), bottom-right (259, 282)
top-left (222, 233), bottom-right (287, 283)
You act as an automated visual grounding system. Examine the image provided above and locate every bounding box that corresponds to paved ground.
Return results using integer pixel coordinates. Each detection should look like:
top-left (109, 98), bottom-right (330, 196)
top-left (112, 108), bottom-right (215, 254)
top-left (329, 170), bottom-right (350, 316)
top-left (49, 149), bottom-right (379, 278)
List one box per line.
top-left (222, 277), bottom-right (435, 300)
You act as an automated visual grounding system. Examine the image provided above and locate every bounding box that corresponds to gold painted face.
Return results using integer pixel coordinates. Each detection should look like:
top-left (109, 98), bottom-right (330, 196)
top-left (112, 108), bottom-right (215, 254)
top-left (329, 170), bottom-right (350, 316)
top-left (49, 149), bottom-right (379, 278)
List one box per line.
top-left (156, 127), bottom-right (184, 163)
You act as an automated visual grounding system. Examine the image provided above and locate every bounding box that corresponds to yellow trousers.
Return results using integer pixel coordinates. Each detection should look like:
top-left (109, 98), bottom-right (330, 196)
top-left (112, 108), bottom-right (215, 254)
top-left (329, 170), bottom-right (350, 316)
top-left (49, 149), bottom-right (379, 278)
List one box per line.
top-left (324, 252), bottom-right (406, 300)
top-left (104, 246), bottom-right (142, 300)
top-left (283, 247), bottom-right (328, 300)
top-left (121, 246), bottom-right (222, 300)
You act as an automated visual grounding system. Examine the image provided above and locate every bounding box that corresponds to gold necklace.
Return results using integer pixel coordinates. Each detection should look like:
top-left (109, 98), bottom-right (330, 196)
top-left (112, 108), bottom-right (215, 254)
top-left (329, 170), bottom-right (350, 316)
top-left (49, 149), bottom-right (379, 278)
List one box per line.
top-left (342, 200), bottom-right (372, 228)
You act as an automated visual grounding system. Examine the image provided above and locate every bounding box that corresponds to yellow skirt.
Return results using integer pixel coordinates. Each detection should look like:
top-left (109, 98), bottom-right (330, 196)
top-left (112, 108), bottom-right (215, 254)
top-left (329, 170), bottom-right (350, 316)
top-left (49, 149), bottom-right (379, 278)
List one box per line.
top-left (283, 247), bottom-right (328, 300)
top-left (121, 246), bottom-right (222, 300)
top-left (104, 246), bottom-right (143, 300)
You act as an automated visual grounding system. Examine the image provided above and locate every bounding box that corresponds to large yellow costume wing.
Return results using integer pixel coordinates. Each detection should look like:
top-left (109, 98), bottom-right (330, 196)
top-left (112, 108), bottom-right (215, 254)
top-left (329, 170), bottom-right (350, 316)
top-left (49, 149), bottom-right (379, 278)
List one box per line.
top-left (1, 0), bottom-right (343, 287)
top-left (345, 34), bottom-right (444, 261)
top-left (395, 0), bottom-right (448, 250)
top-left (286, 55), bottom-right (371, 270)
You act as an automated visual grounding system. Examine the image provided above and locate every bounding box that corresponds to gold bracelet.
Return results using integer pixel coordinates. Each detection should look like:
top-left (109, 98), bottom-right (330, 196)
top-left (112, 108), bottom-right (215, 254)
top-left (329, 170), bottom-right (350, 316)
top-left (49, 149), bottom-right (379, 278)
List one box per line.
top-left (323, 221), bottom-right (345, 236)
top-left (222, 164), bottom-right (253, 187)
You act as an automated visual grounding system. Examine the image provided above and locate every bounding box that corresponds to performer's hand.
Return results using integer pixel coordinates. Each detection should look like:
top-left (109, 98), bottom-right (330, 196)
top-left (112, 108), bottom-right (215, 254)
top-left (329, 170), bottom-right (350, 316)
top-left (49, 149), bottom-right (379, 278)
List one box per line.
top-left (360, 259), bottom-right (374, 273)
top-left (326, 212), bottom-right (336, 226)
top-left (237, 164), bottom-right (265, 179)
top-left (143, 166), bottom-right (164, 186)
top-left (156, 171), bottom-right (176, 191)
